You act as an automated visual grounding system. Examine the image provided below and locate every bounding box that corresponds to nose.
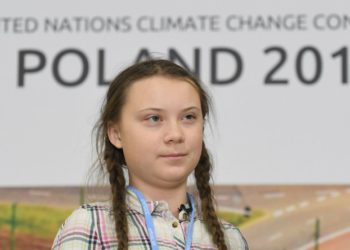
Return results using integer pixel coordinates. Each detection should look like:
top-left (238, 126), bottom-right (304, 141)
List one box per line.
top-left (163, 120), bottom-right (184, 144)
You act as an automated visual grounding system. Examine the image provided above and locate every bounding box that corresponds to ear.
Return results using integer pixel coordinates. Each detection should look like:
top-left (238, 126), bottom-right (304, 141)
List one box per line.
top-left (107, 123), bottom-right (123, 149)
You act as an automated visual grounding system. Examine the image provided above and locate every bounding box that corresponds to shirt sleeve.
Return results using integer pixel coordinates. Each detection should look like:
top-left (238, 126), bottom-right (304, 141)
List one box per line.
top-left (52, 206), bottom-right (101, 250)
top-left (223, 223), bottom-right (249, 250)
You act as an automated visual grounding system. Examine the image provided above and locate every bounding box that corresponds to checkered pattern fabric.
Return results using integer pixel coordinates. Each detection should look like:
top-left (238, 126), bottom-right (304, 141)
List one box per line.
top-left (52, 190), bottom-right (248, 249)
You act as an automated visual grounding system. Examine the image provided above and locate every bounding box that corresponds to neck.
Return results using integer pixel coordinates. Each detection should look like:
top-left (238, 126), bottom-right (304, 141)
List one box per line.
top-left (129, 180), bottom-right (188, 218)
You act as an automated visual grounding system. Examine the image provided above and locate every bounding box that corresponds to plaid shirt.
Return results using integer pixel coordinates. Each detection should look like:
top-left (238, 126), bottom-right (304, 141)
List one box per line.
top-left (52, 190), bottom-right (249, 249)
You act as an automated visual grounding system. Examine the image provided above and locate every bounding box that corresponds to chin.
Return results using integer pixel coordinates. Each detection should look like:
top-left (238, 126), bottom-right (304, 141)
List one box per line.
top-left (156, 172), bottom-right (192, 186)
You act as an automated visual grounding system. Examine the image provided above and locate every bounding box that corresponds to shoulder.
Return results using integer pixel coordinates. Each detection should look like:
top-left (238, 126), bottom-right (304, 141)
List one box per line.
top-left (52, 202), bottom-right (113, 250)
top-left (220, 219), bottom-right (249, 250)
top-left (193, 216), bottom-right (249, 250)
top-left (61, 202), bottom-right (113, 229)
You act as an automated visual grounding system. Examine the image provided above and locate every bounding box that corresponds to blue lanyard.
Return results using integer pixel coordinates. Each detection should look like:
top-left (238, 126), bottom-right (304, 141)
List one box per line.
top-left (127, 186), bottom-right (196, 250)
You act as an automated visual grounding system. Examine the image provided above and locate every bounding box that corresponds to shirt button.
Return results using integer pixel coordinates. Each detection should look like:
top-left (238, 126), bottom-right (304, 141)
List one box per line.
top-left (172, 221), bottom-right (179, 228)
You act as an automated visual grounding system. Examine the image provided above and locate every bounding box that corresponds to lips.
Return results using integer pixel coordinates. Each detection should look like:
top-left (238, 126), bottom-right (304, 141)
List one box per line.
top-left (160, 153), bottom-right (187, 159)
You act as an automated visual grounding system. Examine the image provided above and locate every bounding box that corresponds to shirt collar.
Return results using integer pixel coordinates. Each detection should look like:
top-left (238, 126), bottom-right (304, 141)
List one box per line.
top-left (126, 188), bottom-right (196, 221)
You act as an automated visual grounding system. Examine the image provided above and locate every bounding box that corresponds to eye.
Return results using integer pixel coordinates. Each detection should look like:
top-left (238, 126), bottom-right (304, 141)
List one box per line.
top-left (147, 115), bottom-right (161, 123)
top-left (183, 114), bottom-right (196, 121)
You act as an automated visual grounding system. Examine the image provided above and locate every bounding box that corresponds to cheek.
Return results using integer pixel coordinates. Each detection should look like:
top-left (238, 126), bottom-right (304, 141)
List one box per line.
top-left (189, 127), bottom-right (203, 150)
top-left (122, 126), bottom-right (158, 155)
top-left (189, 132), bottom-right (203, 170)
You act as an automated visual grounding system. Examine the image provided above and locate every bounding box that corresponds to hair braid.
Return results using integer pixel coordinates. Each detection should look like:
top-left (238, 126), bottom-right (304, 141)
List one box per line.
top-left (104, 139), bottom-right (128, 250)
top-left (195, 144), bottom-right (228, 250)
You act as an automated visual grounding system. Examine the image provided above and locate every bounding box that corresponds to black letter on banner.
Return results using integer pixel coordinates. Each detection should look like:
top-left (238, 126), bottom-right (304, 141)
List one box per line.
top-left (264, 47), bottom-right (288, 84)
top-left (52, 49), bottom-right (88, 87)
top-left (169, 48), bottom-right (201, 77)
top-left (98, 49), bottom-right (110, 86)
top-left (18, 50), bottom-right (46, 87)
top-left (211, 48), bottom-right (242, 84)
top-left (332, 47), bottom-right (348, 84)
top-left (134, 49), bottom-right (152, 63)
top-left (296, 46), bottom-right (322, 85)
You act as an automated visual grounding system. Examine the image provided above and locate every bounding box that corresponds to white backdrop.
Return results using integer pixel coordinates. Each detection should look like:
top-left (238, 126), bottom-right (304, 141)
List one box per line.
top-left (1, 0), bottom-right (350, 186)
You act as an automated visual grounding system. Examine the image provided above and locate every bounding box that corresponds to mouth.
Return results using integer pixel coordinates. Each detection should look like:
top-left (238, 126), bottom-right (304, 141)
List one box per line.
top-left (160, 153), bottom-right (187, 160)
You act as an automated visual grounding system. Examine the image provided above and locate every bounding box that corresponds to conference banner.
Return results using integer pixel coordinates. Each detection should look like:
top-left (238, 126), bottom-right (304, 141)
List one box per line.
top-left (1, 1), bottom-right (349, 249)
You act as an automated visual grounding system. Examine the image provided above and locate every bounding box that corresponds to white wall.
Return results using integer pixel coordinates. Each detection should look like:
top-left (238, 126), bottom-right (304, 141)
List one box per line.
top-left (1, 0), bottom-right (349, 185)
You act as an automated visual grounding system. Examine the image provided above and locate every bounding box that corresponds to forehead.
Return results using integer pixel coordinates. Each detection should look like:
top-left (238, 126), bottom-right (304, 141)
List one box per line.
top-left (124, 75), bottom-right (201, 109)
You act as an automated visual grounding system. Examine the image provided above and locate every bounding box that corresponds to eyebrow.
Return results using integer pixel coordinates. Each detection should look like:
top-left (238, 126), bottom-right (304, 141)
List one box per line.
top-left (138, 106), bottom-right (201, 112)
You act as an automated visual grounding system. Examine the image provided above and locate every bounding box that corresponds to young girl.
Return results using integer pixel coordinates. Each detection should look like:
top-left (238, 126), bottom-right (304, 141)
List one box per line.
top-left (52, 59), bottom-right (248, 250)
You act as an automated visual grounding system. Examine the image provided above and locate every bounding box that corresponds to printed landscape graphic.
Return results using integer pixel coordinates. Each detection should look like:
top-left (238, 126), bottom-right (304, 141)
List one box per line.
top-left (0, 185), bottom-right (349, 250)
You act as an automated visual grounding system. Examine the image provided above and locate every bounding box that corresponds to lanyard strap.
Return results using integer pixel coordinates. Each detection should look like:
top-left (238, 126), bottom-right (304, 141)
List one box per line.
top-left (127, 186), bottom-right (196, 250)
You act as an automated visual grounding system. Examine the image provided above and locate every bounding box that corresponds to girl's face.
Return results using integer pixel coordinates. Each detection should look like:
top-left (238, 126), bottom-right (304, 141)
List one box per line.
top-left (108, 75), bottom-right (203, 189)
